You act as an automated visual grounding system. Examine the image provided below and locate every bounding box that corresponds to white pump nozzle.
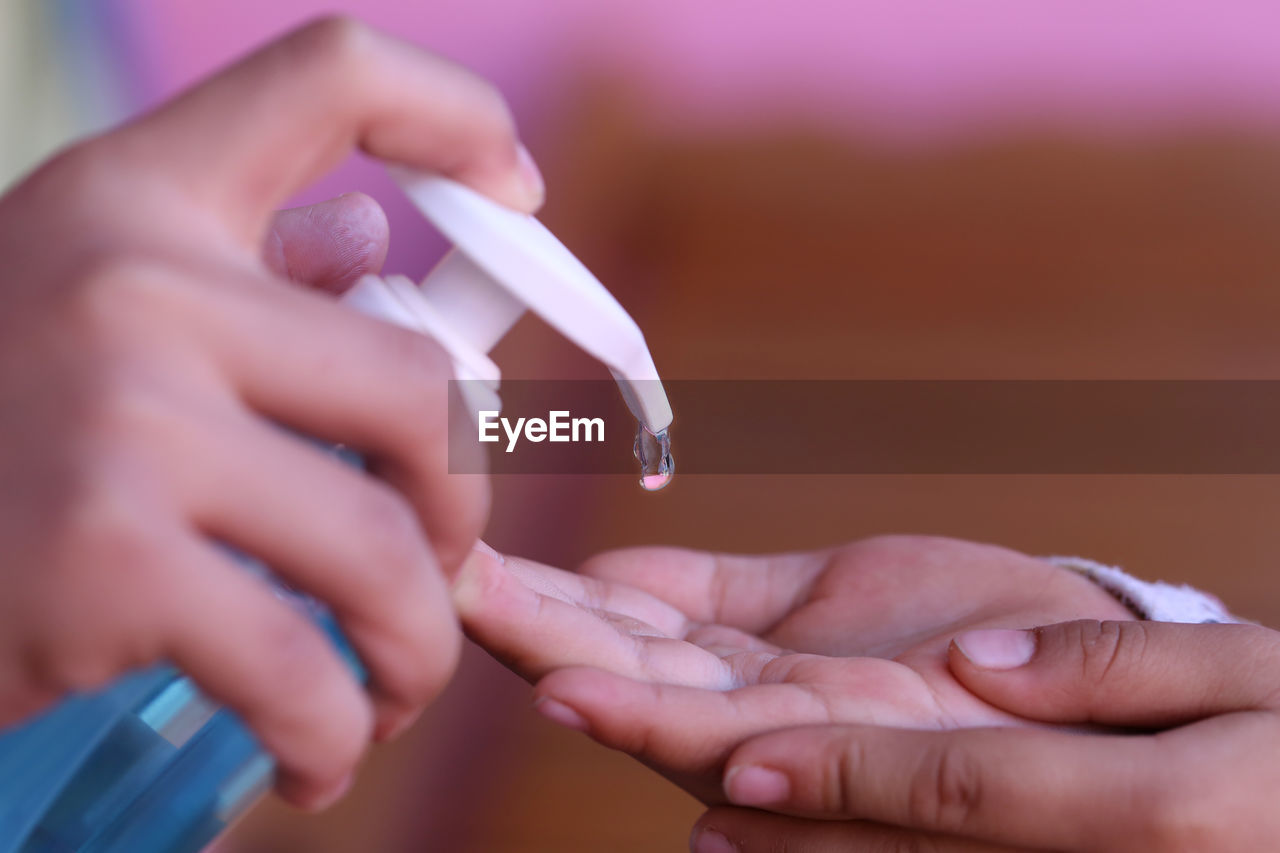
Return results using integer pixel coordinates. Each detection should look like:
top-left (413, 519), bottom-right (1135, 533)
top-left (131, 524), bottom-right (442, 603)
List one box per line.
top-left (341, 169), bottom-right (674, 482)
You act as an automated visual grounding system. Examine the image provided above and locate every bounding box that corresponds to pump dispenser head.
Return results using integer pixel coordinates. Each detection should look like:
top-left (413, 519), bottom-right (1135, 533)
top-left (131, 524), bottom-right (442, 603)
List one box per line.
top-left (342, 169), bottom-right (674, 487)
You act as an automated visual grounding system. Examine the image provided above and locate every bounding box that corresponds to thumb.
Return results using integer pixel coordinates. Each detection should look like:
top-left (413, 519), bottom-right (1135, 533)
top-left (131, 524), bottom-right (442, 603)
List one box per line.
top-left (949, 619), bottom-right (1280, 727)
top-left (263, 192), bottom-right (389, 292)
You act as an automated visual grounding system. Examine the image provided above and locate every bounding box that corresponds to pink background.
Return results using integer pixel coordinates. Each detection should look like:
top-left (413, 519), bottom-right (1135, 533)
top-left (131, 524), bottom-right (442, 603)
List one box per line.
top-left (115, 0), bottom-right (1280, 272)
top-left (122, 0), bottom-right (1280, 136)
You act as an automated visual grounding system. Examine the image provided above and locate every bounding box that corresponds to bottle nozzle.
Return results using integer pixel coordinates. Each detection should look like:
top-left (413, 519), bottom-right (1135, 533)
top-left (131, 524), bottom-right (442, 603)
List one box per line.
top-left (634, 425), bottom-right (674, 491)
top-left (349, 169), bottom-right (675, 489)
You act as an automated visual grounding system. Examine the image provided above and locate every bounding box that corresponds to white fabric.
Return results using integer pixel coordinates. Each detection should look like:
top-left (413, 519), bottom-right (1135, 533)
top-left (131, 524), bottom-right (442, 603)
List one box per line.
top-left (1047, 555), bottom-right (1238, 624)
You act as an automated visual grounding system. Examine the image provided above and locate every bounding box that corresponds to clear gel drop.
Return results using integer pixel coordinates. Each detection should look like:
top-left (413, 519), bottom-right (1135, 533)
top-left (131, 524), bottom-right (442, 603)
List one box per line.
top-left (634, 424), bottom-right (674, 491)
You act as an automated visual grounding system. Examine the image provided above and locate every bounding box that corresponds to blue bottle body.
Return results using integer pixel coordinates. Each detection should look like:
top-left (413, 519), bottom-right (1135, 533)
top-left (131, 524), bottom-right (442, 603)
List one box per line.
top-left (0, 603), bottom-right (358, 853)
top-left (0, 665), bottom-right (264, 853)
top-left (0, 450), bottom-right (365, 853)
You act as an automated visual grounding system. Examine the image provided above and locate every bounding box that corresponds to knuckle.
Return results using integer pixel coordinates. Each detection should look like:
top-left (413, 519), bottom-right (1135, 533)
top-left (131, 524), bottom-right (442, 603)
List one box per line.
top-left (53, 470), bottom-right (168, 590)
top-left (1068, 619), bottom-right (1148, 688)
top-left (30, 387), bottom-right (183, 609)
top-left (828, 732), bottom-right (866, 814)
top-left (67, 378), bottom-right (188, 495)
top-left (908, 743), bottom-right (984, 833)
top-left (24, 139), bottom-right (129, 205)
top-left (289, 15), bottom-right (377, 75)
top-left (89, 371), bottom-right (178, 443)
top-left (62, 254), bottom-right (178, 342)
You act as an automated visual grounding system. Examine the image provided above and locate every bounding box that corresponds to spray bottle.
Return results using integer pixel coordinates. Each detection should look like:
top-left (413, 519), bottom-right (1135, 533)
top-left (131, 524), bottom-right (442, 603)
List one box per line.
top-left (0, 169), bottom-right (674, 853)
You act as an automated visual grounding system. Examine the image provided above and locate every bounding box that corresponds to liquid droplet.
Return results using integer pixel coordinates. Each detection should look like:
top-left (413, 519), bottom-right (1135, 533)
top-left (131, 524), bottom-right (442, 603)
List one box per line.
top-left (640, 472), bottom-right (671, 491)
top-left (634, 424), bottom-right (674, 491)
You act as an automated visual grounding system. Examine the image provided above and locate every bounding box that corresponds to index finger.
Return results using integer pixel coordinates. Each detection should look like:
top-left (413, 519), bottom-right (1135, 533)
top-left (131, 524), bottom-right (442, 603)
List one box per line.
top-left (720, 721), bottom-right (1239, 851)
top-left (111, 17), bottom-right (542, 243)
top-left (454, 549), bottom-right (733, 687)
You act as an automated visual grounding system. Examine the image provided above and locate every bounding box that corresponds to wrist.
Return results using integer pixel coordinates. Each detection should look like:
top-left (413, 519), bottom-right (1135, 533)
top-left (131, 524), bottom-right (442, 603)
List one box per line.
top-left (1047, 555), bottom-right (1237, 624)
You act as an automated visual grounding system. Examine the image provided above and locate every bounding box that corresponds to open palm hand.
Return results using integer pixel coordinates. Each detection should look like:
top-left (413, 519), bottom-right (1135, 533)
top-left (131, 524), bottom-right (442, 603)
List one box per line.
top-left (457, 535), bottom-right (1133, 803)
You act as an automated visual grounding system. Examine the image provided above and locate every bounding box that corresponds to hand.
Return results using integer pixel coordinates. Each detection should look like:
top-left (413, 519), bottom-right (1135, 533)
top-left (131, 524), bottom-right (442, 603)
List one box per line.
top-left (694, 619), bottom-right (1280, 853)
top-left (456, 535), bottom-right (1133, 804)
top-left (0, 17), bottom-right (543, 809)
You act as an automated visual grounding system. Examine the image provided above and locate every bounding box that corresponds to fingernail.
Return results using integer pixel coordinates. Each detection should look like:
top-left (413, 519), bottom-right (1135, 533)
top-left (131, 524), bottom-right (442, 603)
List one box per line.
top-left (307, 772), bottom-right (354, 812)
top-left (724, 765), bottom-right (790, 806)
top-left (451, 551), bottom-right (497, 612)
top-left (473, 539), bottom-right (506, 564)
top-left (954, 628), bottom-right (1036, 669)
top-left (534, 696), bottom-right (589, 732)
top-left (515, 142), bottom-right (545, 204)
top-left (691, 827), bottom-right (738, 853)
top-left (374, 706), bottom-right (422, 743)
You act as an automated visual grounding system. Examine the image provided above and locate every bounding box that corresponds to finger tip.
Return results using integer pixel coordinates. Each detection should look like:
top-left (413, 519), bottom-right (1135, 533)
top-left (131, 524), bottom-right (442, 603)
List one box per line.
top-left (951, 628), bottom-right (1037, 671)
top-left (945, 635), bottom-right (968, 665)
top-left (277, 769), bottom-right (355, 813)
top-left (690, 825), bottom-right (738, 853)
top-left (329, 191), bottom-right (390, 276)
top-left (451, 155), bottom-right (544, 216)
top-left (451, 548), bottom-right (505, 614)
top-left (514, 142), bottom-right (546, 212)
top-left (534, 666), bottom-right (640, 717)
top-left (532, 667), bottom-right (595, 707)
top-left (266, 192), bottom-right (390, 291)
top-left (473, 539), bottom-right (506, 564)
top-left (334, 189), bottom-right (386, 223)
top-left (723, 764), bottom-right (790, 807)
top-left (532, 695), bottom-right (590, 732)
top-left (372, 703), bottom-right (423, 742)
